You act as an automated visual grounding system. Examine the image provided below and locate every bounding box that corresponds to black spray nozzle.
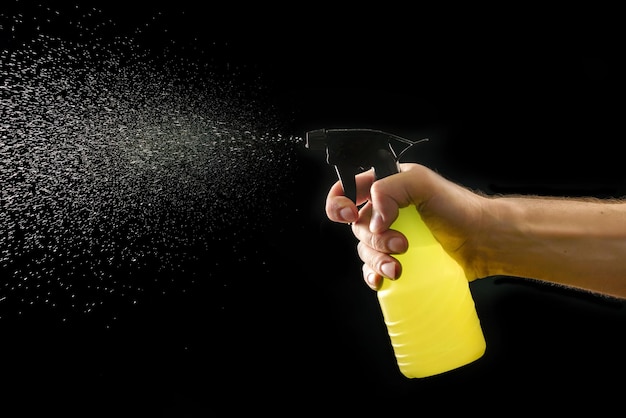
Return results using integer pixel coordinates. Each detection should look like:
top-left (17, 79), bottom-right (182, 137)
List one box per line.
top-left (305, 128), bottom-right (428, 203)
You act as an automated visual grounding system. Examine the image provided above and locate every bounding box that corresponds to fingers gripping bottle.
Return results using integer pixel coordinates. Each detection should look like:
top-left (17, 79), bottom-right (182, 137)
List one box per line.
top-left (305, 128), bottom-right (486, 378)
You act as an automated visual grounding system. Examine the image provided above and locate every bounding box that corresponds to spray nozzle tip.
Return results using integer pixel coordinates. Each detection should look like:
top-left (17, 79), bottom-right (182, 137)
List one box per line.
top-left (304, 129), bottom-right (328, 151)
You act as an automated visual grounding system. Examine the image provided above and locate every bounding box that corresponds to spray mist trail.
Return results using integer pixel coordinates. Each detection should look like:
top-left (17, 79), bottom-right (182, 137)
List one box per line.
top-left (0, 3), bottom-right (300, 324)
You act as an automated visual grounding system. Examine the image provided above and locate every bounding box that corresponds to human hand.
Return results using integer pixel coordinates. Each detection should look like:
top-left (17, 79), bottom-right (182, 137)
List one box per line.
top-left (325, 163), bottom-right (487, 290)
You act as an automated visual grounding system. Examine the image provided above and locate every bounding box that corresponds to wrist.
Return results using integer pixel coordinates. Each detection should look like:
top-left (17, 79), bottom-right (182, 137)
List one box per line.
top-left (469, 196), bottom-right (526, 280)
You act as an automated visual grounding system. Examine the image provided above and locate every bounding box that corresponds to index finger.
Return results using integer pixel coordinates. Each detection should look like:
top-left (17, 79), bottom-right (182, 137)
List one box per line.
top-left (325, 169), bottom-right (377, 223)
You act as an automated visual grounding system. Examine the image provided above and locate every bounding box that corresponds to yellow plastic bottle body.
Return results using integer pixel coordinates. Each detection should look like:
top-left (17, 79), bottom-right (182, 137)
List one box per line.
top-left (377, 206), bottom-right (486, 378)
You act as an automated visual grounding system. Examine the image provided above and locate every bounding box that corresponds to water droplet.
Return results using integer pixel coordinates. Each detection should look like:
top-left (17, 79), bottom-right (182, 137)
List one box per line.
top-left (0, 3), bottom-right (301, 326)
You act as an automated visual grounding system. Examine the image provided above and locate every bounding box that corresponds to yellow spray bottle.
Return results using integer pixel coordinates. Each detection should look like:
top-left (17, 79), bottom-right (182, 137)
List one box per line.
top-left (305, 128), bottom-right (486, 378)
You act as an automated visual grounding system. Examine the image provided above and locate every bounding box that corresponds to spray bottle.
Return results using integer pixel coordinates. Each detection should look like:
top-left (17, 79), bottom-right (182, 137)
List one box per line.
top-left (305, 128), bottom-right (486, 378)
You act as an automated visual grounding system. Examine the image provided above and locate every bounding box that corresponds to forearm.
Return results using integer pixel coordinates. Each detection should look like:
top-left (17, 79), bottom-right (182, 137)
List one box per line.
top-left (478, 196), bottom-right (626, 299)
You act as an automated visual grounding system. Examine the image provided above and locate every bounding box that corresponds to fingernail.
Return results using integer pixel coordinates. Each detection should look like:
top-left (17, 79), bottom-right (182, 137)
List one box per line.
top-left (340, 207), bottom-right (354, 222)
top-left (370, 211), bottom-right (382, 233)
top-left (366, 272), bottom-right (377, 288)
top-left (388, 237), bottom-right (405, 254)
top-left (381, 262), bottom-right (397, 279)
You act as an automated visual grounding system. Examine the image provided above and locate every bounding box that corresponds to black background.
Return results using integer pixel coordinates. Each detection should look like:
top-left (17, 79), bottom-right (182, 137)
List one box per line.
top-left (2, 1), bottom-right (626, 415)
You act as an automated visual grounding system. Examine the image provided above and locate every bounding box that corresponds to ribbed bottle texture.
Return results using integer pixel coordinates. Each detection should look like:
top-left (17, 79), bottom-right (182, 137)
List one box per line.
top-left (377, 206), bottom-right (486, 378)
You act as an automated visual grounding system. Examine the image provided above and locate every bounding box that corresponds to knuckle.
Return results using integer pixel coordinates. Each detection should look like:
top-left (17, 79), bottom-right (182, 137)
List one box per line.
top-left (357, 241), bottom-right (388, 274)
top-left (368, 233), bottom-right (388, 253)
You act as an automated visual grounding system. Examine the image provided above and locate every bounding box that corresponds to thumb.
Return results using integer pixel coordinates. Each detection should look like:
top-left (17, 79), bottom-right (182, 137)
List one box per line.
top-left (368, 164), bottom-right (436, 234)
top-left (368, 173), bottom-right (412, 234)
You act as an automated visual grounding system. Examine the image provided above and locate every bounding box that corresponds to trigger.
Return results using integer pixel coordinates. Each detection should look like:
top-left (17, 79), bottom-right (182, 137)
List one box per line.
top-left (334, 164), bottom-right (360, 204)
